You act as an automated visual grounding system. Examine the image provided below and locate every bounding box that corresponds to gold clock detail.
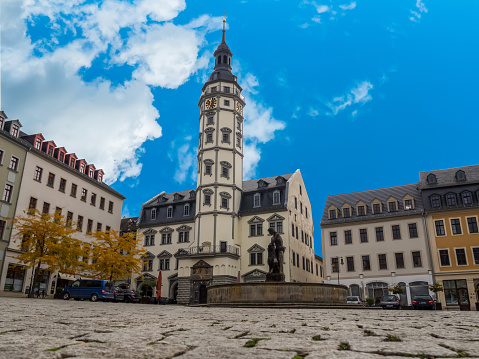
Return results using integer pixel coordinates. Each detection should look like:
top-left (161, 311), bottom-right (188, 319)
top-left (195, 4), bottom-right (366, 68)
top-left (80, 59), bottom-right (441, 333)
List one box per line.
top-left (236, 103), bottom-right (243, 115)
top-left (205, 98), bottom-right (217, 109)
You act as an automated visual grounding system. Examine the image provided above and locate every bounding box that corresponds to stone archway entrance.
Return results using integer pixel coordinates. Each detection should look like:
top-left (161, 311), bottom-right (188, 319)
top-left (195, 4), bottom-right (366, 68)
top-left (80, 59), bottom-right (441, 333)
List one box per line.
top-left (190, 260), bottom-right (213, 305)
top-left (199, 284), bottom-right (208, 304)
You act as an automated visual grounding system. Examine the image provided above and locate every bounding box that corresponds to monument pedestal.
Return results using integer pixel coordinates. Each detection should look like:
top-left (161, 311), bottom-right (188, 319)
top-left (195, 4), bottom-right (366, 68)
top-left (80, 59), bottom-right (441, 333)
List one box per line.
top-left (265, 272), bottom-right (285, 282)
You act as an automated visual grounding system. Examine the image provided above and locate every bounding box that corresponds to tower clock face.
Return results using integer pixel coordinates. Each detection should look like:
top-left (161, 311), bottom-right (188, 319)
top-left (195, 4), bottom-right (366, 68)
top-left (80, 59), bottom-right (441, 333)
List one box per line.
top-left (205, 98), bottom-right (217, 109)
top-left (236, 103), bottom-right (243, 115)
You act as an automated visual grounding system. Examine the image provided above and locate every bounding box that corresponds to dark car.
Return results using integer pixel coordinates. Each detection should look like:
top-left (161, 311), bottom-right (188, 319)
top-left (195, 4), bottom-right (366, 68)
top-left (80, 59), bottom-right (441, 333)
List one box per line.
top-left (412, 295), bottom-right (434, 310)
top-left (117, 283), bottom-right (139, 303)
top-left (113, 286), bottom-right (125, 302)
top-left (380, 295), bottom-right (401, 310)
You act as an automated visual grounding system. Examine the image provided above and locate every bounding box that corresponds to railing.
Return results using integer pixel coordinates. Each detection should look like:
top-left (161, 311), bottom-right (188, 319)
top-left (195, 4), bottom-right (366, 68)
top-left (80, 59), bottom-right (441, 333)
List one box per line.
top-left (202, 87), bottom-right (245, 102)
top-left (176, 245), bottom-right (239, 257)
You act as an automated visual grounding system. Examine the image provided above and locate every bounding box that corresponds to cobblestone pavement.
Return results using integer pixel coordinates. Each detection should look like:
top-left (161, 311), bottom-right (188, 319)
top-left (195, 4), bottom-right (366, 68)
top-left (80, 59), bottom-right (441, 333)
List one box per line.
top-left (0, 297), bottom-right (478, 359)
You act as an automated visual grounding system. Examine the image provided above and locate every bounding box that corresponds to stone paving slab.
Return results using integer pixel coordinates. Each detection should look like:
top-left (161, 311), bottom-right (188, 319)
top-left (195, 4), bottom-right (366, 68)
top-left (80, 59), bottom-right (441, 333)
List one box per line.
top-left (0, 297), bottom-right (478, 358)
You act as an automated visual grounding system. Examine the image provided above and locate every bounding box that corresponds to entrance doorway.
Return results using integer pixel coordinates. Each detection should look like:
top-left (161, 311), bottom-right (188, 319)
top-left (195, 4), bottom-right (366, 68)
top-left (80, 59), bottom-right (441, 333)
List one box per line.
top-left (444, 279), bottom-right (470, 311)
top-left (199, 284), bottom-right (207, 304)
top-left (367, 282), bottom-right (388, 305)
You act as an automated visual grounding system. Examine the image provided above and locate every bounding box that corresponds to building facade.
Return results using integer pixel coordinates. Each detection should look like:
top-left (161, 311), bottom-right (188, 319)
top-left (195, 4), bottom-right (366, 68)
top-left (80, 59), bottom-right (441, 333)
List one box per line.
top-left (0, 120), bottom-right (125, 295)
top-left (321, 183), bottom-right (434, 306)
top-left (136, 23), bottom-right (320, 304)
top-left (419, 166), bottom-right (479, 311)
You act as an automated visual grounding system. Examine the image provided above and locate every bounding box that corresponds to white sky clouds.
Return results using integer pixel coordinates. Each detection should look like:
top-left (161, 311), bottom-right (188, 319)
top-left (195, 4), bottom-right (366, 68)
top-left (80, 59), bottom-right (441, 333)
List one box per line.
top-left (170, 136), bottom-right (197, 185)
top-left (410, 0), bottom-right (428, 22)
top-left (2, 0), bottom-right (222, 184)
top-left (300, 1), bottom-right (356, 27)
top-left (327, 81), bottom-right (373, 115)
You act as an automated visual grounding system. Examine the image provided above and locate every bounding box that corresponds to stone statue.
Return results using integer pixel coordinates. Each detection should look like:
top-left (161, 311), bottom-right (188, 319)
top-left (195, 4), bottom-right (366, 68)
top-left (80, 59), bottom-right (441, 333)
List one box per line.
top-left (266, 228), bottom-right (285, 282)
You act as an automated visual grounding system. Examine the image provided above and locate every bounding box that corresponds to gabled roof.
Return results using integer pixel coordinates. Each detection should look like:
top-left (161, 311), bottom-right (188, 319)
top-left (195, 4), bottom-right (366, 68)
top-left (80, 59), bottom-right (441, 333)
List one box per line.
top-left (419, 165), bottom-right (479, 188)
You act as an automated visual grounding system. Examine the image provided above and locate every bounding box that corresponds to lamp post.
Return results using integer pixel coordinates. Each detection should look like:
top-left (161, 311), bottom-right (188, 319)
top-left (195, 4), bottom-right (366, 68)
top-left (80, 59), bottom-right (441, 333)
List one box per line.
top-left (337, 257), bottom-right (344, 285)
top-left (359, 273), bottom-right (364, 300)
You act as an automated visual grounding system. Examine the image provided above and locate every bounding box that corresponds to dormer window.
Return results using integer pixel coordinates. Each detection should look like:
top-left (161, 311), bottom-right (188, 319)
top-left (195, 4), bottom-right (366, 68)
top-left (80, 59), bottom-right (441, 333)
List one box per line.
top-left (190, 191), bottom-right (196, 199)
top-left (404, 199), bottom-right (413, 210)
top-left (388, 202), bottom-right (397, 212)
top-left (80, 164), bottom-right (85, 173)
top-left (167, 206), bottom-right (173, 218)
top-left (70, 158), bottom-right (75, 167)
top-left (462, 191), bottom-right (473, 205)
top-left (151, 208), bottom-right (157, 220)
top-left (357, 205), bottom-right (365, 216)
top-left (273, 190), bottom-right (280, 205)
top-left (35, 138), bottom-right (42, 150)
top-left (11, 124), bottom-right (19, 137)
top-left (373, 203), bottom-right (381, 214)
top-left (276, 177), bottom-right (284, 185)
top-left (0, 118), bottom-right (4, 130)
top-left (329, 210), bottom-right (337, 220)
top-left (47, 146), bottom-right (54, 156)
top-left (253, 193), bottom-right (261, 208)
top-left (431, 195), bottom-right (441, 208)
top-left (343, 207), bottom-right (350, 218)
top-left (98, 174), bottom-right (102, 183)
top-left (184, 203), bottom-right (190, 216)
top-left (455, 170), bottom-right (466, 182)
top-left (89, 169), bottom-right (94, 177)
top-left (446, 193), bottom-right (456, 206)
top-left (427, 173), bottom-right (437, 184)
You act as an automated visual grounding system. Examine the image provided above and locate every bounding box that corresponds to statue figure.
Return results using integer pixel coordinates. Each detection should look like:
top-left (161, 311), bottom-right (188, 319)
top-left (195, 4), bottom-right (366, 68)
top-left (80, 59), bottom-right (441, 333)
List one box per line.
top-left (266, 228), bottom-right (285, 282)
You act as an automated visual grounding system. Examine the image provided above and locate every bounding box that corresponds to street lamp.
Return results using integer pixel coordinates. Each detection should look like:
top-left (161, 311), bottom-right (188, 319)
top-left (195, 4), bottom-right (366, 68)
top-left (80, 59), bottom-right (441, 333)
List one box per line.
top-left (337, 257), bottom-right (344, 285)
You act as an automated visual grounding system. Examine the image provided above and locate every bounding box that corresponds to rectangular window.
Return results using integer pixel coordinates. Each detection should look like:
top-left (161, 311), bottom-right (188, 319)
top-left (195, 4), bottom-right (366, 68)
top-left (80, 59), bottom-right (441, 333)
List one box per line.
top-left (455, 248), bottom-right (467, 265)
top-left (362, 255), bottom-right (371, 271)
top-left (0, 220), bottom-right (5, 241)
top-left (206, 133), bottom-right (213, 143)
top-left (222, 166), bottom-right (229, 178)
top-left (343, 207), bottom-right (350, 218)
top-left (375, 227), bottom-right (384, 241)
top-left (297, 253), bottom-right (300, 267)
top-left (306, 207), bottom-right (308, 218)
top-left (357, 206), bottom-right (365, 216)
top-left (463, 192), bottom-right (473, 205)
top-left (405, 199), bottom-right (413, 210)
top-left (435, 220), bottom-right (445, 236)
top-left (11, 124), bottom-right (19, 137)
top-left (204, 194), bottom-right (211, 205)
top-left (184, 204), bottom-right (190, 216)
top-left (295, 226), bottom-right (298, 239)
top-left (331, 257), bottom-right (338, 273)
top-left (273, 191), bottom-right (280, 205)
top-left (392, 225), bottom-right (401, 239)
top-left (300, 202), bottom-right (303, 214)
top-left (373, 203), bottom-right (381, 214)
top-left (90, 193), bottom-right (97, 206)
top-left (237, 119), bottom-right (241, 130)
top-left (66, 212), bottom-right (73, 226)
top-left (346, 256), bottom-right (354, 272)
top-left (2, 184), bottom-right (13, 203)
top-left (344, 230), bottom-right (352, 244)
top-left (330, 232), bottom-right (337, 246)
top-left (108, 201), bottom-right (114, 214)
top-left (439, 249), bottom-right (451, 266)
top-left (250, 224), bottom-right (256, 236)
top-left (236, 137), bottom-right (241, 148)
top-left (378, 254), bottom-right (387, 270)
top-left (205, 165), bottom-right (212, 175)
top-left (224, 86), bottom-right (230, 93)
top-left (224, 100), bottom-right (230, 106)
top-left (29, 197), bottom-right (37, 211)
top-left (105, 226), bottom-right (111, 232)
top-left (0, 149), bottom-right (3, 164)
top-left (292, 251), bottom-right (296, 266)
top-left (395, 253), bottom-right (405, 269)
top-left (412, 251), bottom-right (422, 267)
top-left (301, 230), bottom-right (304, 242)
top-left (9, 156), bottom-right (19, 171)
top-left (167, 207), bottom-right (173, 218)
top-left (360, 228), bottom-right (368, 243)
top-left (472, 248), bottom-right (479, 265)
top-left (295, 197), bottom-right (297, 209)
top-left (42, 202), bottom-right (50, 214)
top-left (34, 166), bottom-right (43, 181)
top-left (59, 178), bottom-right (66, 193)
top-left (467, 217), bottom-right (478, 233)
top-left (221, 198), bottom-right (228, 208)
top-left (96, 223), bottom-right (102, 232)
top-left (250, 252), bottom-right (256, 265)
top-left (207, 116), bottom-right (214, 125)
top-left (77, 216), bottom-right (83, 232)
top-left (80, 188), bottom-right (87, 202)
top-left (329, 209), bottom-right (336, 219)
top-left (408, 223), bottom-right (418, 238)
top-left (254, 194), bottom-right (261, 207)
top-left (87, 219), bottom-right (93, 234)
top-left (47, 172), bottom-right (55, 187)
top-left (388, 202), bottom-right (397, 212)
top-left (222, 133), bottom-right (230, 143)
top-left (257, 223), bottom-right (263, 236)
top-left (99, 197), bottom-right (105, 210)
top-left (451, 219), bottom-right (462, 235)
top-left (291, 223), bottom-right (294, 236)
top-left (71, 184), bottom-right (77, 197)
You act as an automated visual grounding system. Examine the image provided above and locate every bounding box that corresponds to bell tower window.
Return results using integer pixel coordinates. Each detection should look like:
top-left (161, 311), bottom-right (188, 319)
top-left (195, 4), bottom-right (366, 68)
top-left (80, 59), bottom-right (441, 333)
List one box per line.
top-left (223, 55), bottom-right (227, 64)
top-left (218, 56), bottom-right (221, 64)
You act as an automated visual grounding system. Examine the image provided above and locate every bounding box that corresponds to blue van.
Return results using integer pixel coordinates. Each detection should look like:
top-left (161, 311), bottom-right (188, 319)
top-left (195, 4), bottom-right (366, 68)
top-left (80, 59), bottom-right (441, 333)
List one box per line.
top-left (61, 279), bottom-right (115, 302)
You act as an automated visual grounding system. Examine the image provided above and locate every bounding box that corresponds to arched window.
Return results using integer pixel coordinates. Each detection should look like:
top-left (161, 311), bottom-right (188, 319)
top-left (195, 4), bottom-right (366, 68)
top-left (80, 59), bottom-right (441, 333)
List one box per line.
top-left (223, 55), bottom-right (227, 64)
top-left (446, 193), bottom-right (456, 206)
top-left (218, 56), bottom-right (221, 64)
top-left (273, 190), bottom-right (280, 205)
top-left (167, 206), bottom-right (173, 218)
top-left (455, 170), bottom-right (466, 182)
top-left (427, 173), bottom-right (437, 184)
top-left (184, 203), bottom-right (190, 216)
top-left (151, 208), bottom-right (157, 220)
top-left (430, 195), bottom-right (441, 208)
top-left (253, 193), bottom-right (261, 208)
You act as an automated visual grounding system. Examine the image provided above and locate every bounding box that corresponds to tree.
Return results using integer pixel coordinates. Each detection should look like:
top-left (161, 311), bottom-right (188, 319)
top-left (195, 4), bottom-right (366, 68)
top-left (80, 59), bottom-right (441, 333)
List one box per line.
top-left (89, 230), bottom-right (144, 282)
top-left (428, 282), bottom-right (444, 302)
top-left (12, 210), bottom-right (83, 297)
top-left (389, 284), bottom-right (403, 295)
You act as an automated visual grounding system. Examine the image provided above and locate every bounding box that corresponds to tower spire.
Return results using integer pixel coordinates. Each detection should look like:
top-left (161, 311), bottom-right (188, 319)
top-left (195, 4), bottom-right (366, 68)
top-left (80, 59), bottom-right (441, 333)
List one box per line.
top-left (222, 16), bottom-right (226, 43)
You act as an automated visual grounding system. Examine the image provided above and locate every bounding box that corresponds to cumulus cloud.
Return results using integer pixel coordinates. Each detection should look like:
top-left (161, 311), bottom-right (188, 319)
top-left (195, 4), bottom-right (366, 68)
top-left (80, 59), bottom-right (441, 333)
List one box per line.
top-left (2, 0), bottom-right (222, 184)
top-left (325, 81), bottom-right (374, 116)
top-left (170, 136), bottom-right (197, 184)
top-left (409, 0), bottom-right (428, 22)
top-left (339, 2), bottom-right (356, 10)
top-left (300, 1), bottom-right (355, 26)
top-left (315, 5), bottom-right (330, 13)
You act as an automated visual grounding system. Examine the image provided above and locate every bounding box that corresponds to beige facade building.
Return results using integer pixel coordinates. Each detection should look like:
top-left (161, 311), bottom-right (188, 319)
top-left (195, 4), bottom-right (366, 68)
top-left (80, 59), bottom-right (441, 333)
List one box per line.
top-left (0, 119), bottom-right (125, 295)
top-left (136, 24), bottom-right (320, 304)
top-left (321, 184), bottom-right (434, 305)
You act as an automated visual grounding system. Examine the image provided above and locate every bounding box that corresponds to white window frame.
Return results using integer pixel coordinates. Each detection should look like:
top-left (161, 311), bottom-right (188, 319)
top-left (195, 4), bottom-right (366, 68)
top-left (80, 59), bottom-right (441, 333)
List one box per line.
top-left (471, 247), bottom-right (479, 266)
top-left (466, 215), bottom-right (479, 234)
top-left (184, 203), bottom-right (190, 216)
top-left (0, 149), bottom-right (4, 165)
top-left (151, 208), bottom-right (157, 220)
top-left (9, 156), bottom-right (19, 171)
top-left (167, 206), bottom-right (173, 218)
top-left (454, 247), bottom-right (468, 266)
top-left (2, 183), bottom-right (14, 203)
top-left (437, 248), bottom-right (452, 267)
top-left (434, 219), bottom-right (447, 236)
top-left (273, 190), bottom-right (280, 205)
top-left (253, 193), bottom-right (261, 208)
top-left (450, 217), bottom-right (463, 236)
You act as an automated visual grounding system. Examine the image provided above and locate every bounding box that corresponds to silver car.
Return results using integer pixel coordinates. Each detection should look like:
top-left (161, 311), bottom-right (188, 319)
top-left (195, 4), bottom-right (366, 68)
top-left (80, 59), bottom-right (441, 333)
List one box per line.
top-left (380, 295), bottom-right (400, 309)
top-left (347, 296), bottom-right (363, 305)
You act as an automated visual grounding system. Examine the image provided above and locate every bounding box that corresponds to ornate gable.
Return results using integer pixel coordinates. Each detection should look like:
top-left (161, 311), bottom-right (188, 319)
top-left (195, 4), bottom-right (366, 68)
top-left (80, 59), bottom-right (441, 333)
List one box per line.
top-left (192, 260), bottom-right (212, 268)
top-left (159, 227), bottom-right (174, 233)
top-left (157, 250), bottom-right (172, 258)
top-left (266, 213), bottom-right (285, 222)
top-left (142, 228), bottom-right (158, 235)
top-left (143, 251), bottom-right (155, 259)
top-left (247, 216), bottom-right (265, 224)
top-left (242, 269), bottom-right (267, 278)
top-left (247, 244), bottom-right (265, 253)
top-left (176, 224), bottom-right (192, 231)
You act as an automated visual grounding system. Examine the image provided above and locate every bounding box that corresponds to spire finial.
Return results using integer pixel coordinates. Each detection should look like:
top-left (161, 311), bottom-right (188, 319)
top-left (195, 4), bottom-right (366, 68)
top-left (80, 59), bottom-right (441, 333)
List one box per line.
top-left (222, 14), bottom-right (226, 42)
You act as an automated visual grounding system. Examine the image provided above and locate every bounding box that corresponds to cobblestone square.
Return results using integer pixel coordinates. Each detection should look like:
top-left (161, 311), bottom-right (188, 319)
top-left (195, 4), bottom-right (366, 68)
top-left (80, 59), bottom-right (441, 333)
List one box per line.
top-left (0, 297), bottom-right (478, 359)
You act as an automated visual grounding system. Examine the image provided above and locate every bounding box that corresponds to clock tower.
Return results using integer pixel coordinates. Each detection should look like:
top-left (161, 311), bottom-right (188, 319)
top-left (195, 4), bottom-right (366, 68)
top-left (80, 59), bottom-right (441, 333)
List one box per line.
top-left (195, 18), bottom-right (245, 255)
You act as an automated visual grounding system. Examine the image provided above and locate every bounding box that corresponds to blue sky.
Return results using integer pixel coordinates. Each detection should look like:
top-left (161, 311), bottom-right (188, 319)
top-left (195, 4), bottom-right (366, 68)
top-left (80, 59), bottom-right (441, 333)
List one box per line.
top-left (2, 0), bottom-right (479, 256)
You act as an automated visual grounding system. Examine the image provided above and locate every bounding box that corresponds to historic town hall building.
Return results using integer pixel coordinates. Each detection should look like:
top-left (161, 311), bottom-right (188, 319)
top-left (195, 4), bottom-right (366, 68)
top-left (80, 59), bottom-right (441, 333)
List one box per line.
top-left (136, 22), bottom-right (321, 304)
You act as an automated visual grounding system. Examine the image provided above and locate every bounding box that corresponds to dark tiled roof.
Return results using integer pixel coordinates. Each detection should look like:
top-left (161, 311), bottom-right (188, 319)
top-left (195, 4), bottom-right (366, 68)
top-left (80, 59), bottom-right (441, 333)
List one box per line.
top-left (242, 173), bottom-right (293, 192)
top-left (321, 183), bottom-right (423, 225)
top-left (120, 217), bottom-right (138, 233)
top-left (419, 164), bottom-right (479, 188)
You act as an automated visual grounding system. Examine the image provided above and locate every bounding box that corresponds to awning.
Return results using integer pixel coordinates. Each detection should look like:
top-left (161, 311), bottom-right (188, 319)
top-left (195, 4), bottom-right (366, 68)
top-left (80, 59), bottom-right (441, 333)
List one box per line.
top-left (58, 273), bottom-right (78, 281)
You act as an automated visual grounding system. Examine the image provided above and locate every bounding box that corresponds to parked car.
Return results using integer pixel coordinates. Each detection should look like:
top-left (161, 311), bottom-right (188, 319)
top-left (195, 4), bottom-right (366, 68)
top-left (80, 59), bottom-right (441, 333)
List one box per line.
top-left (117, 283), bottom-right (139, 303)
top-left (380, 295), bottom-right (401, 310)
top-left (412, 295), bottom-right (434, 310)
top-left (61, 279), bottom-right (115, 302)
top-left (113, 286), bottom-right (125, 302)
top-left (347, 296), bottom-right (363, 305)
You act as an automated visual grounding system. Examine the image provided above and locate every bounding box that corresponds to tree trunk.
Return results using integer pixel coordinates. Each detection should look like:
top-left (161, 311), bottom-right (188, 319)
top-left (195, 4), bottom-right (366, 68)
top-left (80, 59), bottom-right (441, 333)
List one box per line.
top-left (29, 261), bottom-right (42, 298)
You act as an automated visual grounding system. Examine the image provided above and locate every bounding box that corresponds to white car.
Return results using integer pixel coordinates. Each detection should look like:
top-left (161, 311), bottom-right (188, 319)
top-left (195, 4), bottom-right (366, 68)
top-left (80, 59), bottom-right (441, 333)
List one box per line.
top-left (347, 296), bottom-right (363, 305)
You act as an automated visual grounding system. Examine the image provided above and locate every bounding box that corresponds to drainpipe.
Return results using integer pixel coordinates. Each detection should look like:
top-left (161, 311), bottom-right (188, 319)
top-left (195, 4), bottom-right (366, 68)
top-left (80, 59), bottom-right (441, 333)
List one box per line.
top-left (422, 210), bottom-right (436, 285)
